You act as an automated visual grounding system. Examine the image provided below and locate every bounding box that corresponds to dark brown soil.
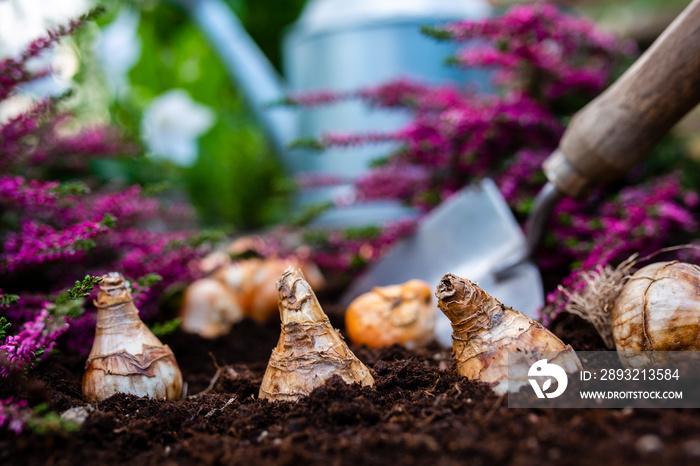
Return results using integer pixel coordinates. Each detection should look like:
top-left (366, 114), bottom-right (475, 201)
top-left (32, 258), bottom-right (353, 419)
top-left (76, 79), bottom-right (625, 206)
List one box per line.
top-left (3, 307), bottom-right (700, 466)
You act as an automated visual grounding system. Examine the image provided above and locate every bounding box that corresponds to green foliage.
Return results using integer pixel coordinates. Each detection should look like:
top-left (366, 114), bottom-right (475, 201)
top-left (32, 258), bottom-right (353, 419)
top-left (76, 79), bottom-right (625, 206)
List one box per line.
top-left (56, 276), bottom-right (103, 306)
top-left (289, 138), bottom-right (325, 151)
top-left (99, 213), bottom-right (116, 229)
top-left (288, 201), bottom-right (334, 227)
top-left (229, 0), bottom-right (308, 72)
top-left (0, 317), bottom-right (10, 340)
top-left (50, 275), bottom-right (103, 319)
top-left (148, 317), bottom-right (181, 337)
top-left (368, 157), bottom-right (390, 168)
top-left (70, 238), bottom-right (97, 252)
top-left (187, 229), bottom-right (226, 248)
top-left (141, 180), bottom-right (171, 196)
top-left (1, 294), bottom-right (19, 308)
top-left (82, 6), bottom-right (107, 22)
top-left (343, 226), bottom-right (381, 241)
top-left (51, 181), bottom-right (91, 197)
top-left (26, 404), bottom-right (80, 435)
top-left (641, 135), bottom-right (700, 188)
top-left (420, 25), bottom-right (452, 41)
top-left (136, 273), bottom-right (162, 289)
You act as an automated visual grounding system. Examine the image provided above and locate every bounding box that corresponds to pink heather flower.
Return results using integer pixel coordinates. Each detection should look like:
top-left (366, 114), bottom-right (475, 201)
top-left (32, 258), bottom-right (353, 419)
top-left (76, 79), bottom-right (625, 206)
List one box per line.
top-left (308, 217), bottom-right (418, 272)
top-left (441, 3), bottom-right (623, 56)
top-left (0, 100), bottom-right (52, 172)
top-left (454, 48), bottom-right (520, 68)
top-left (106, 229), bottom-right (202, 319)
top-left (544, 68), bottom-right (607, 99)
top-left (2, 295), bottom-right (47, 328)
top-left (84, 186), bottom-right (159, 225)
top-left (318, 131), bottom-right (404, 149)
top-left (0, 398), bottom-right (32, 434)
top-left (0, 176), bottom-right (61, 207)
top-left (543, 174), bottom-right (696, 317)
top-left (354, 164), bottom-right (431, 205)
top-left (29, 124), bottom-right (134, 169)
top-left (296, 172), bottom-right (349, 189)
top-left (355, 79), bottom-right (431, 108)
top-left (684, 191), bottom-right (700, 208)
top-left (436, 2), bottom-right (635, 103)
top-left (2, 219), bottom-right (110, 273)
top-left (496, 149), bottom-right (548, 203)
top-left (1, 98), bottom-right (132, 174)
top-left (283, 89), bottom-right (349, 107)
top-left (0, 305), bottom-right (69, 376)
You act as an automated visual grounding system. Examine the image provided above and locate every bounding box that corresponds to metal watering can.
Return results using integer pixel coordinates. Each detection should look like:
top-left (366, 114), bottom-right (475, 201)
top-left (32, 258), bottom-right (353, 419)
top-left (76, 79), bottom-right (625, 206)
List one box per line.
top-left (167, 0), bottom-right (492, 226)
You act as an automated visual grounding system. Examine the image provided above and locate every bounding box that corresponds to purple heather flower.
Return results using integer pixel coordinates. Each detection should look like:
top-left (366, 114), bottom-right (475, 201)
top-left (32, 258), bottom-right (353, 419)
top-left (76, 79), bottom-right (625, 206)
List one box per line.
top-left (0, 304), bottom-right (69, 376)
top-left (0, 398), bottom-right (32, 434)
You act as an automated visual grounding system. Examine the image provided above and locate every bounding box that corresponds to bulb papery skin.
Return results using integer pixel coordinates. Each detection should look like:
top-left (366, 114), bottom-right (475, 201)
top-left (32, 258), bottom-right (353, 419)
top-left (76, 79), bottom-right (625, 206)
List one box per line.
top-left (83, 273), bottom-right (183, 402)
top-left (345, 280), bottom-right (436, 349)
top-left (180, 278), bottom-right (243, 338)
top-left (436, 273), bottom-right (581, 394)
top-left (612, 261), bottom-right (700, 368)
top-left (259, 267), bottom-right (374, 402)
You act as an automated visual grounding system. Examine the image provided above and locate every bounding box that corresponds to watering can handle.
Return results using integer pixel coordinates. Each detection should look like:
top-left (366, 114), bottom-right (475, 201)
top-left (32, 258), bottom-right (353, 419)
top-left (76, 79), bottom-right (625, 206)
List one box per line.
top-left (543, 0), bottom-right (700, 198)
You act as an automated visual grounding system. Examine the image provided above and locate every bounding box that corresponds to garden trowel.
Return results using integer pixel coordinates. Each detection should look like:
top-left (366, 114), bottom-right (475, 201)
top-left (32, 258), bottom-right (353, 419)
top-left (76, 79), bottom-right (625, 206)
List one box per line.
top-left (342, 0), bottom-right (700, 347)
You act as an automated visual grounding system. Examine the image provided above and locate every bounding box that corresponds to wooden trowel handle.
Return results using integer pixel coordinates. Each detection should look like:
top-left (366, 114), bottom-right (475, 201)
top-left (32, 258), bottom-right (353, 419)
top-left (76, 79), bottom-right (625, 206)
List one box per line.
top-left (544, 0), bottom-right (700, 198)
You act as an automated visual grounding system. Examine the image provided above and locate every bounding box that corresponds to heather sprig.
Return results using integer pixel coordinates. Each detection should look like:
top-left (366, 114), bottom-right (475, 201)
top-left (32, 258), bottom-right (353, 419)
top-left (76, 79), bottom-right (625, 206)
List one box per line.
top-left (0, 305), bottom-right (70, 376)
top-left (55, 275), bottom-right (103, 308)
top-left (1, 217), bottom-right (113, 273)
top-left (1, 291), bottom-right (20, 309)
top-left (0, 276), bottom-right (102, 377)
top-left (0, 318), bottom-right (10, 340)
top-left (148, 317), bottom-right (181, 337)
top-left (304, 218), bottom-right (418, 273)
top-left (0, 7), bottom-right (104, 99)
top-left (0, 291), bottom-right (19, 340)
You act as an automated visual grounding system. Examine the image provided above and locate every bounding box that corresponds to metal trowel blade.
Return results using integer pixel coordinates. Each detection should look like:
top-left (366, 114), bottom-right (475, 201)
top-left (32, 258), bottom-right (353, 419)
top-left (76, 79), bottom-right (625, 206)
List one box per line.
top-left (340, 178), bottom-right (543, 347)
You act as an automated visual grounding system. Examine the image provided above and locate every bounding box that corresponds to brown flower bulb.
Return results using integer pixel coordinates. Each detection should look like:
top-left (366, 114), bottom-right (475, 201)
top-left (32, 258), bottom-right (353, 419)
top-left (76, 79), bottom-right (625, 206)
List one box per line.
top-left (197, 251), bottom-right (232, 274)
top-left (345, 280), bottom-right (436, 349)
top-left (83, 273), bottom-right (183, 402)
top-left (436, 273), bottom-right (580, 394)
top-left (612, 261), bottom-right (700, 367)
top-left (259, 267), bottom-right (374, 401)
top-left (216, 257), bottom-right (325, 323)
top-left (179, 278), bottom-right (244, 339)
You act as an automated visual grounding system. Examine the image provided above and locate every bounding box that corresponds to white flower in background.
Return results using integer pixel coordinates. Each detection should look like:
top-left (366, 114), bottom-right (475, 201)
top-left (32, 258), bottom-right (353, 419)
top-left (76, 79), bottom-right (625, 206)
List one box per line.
top-left (141, 89), bottom-right (216, 167)
top-left (0, 0), bottom-right (89, 59)
top-left (95, 8), bottom-right (142, 96)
